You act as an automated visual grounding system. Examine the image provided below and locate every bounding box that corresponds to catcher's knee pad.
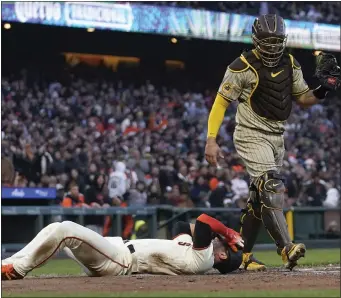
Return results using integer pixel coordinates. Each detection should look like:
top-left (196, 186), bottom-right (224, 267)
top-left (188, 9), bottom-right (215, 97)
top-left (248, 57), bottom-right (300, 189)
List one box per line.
top-left (256, 171), bottom-right (285, 208)
top-left (256, 171), bottom-right (292, 249)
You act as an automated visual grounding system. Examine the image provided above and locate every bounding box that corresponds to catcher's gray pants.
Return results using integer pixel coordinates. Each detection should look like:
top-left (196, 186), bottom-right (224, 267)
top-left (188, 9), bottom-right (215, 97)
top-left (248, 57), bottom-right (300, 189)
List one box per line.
top-left (233, 126), bottom-right (285, 178)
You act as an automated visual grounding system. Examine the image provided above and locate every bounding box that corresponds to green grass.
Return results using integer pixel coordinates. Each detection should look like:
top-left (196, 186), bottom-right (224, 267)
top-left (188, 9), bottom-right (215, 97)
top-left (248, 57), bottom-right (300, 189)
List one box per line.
top-left (28, 248), bottom-right (340, 276)
top-left (3, 289), bottom-right (340, 297)
top-left (253, 248), bottom-right (340, 267)
top-left (28, 258), bottom-right (83, 276)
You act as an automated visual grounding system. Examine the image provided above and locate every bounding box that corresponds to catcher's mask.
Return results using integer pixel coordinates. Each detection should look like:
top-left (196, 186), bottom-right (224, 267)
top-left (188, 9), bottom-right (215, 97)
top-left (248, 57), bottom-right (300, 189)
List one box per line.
top-left (213, 235), bottom-right (243, 274)
top-left (252, 14), bottom-right (287, 68)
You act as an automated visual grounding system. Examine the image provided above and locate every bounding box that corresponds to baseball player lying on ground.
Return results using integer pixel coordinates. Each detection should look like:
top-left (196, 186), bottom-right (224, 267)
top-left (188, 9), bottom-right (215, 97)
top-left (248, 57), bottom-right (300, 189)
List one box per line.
top-left (2, 213), bottom-right (244, 280)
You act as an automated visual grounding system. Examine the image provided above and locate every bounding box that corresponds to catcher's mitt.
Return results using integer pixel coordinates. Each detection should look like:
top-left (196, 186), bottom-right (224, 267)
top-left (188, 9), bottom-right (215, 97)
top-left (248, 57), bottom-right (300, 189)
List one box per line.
top-left (315, 52), bottom-right (341, 91)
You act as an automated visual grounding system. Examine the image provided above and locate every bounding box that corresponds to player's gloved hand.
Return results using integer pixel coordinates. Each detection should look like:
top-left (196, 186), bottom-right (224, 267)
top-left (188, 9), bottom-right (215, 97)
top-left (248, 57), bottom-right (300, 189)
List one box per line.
top-left (205, 137), bottom-right (224, 167)
top-left (315, 52), bottom-right (341, 91)
top-left (225, 228), bottom-right (244, 252)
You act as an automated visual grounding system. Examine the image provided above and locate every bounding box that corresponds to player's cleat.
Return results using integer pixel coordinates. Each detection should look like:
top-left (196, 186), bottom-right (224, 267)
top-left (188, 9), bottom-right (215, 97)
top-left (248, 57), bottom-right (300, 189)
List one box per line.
top-left (1, 264), bottom-right (24, 280)
top-left (239, 253), bottom-right (266, 271)
top-left (281, 243), bottom-right (306, 271)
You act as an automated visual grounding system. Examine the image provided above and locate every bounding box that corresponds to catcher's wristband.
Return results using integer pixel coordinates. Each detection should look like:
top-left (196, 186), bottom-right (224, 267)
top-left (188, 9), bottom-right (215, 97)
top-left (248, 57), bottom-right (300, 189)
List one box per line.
top-left (313, 85), bottom-right (329, 100)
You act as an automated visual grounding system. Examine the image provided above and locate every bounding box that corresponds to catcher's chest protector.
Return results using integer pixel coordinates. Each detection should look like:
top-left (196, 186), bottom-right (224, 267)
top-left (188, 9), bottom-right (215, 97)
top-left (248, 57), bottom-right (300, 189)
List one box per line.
top-left (243, 51), bottom-right (293, 121)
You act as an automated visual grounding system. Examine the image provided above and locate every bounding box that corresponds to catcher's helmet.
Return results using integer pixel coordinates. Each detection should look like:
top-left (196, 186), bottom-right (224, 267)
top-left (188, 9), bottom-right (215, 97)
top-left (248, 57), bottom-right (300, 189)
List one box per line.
top-left (252, 14), bottom-right (287, 67)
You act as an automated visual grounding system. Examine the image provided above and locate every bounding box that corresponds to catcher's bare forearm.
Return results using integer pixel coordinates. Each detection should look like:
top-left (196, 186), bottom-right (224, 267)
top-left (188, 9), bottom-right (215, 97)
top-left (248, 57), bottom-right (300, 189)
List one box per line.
top-left (295, 90), bottom-right (319, 108)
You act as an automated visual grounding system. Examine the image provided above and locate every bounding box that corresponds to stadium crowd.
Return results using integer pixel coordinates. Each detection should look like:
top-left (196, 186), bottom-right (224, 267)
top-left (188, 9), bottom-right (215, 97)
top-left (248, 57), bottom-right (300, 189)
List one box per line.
top-left (145, 1), bottom-right (341, 24)
top-left (2, 61), bottom-right (340, 215)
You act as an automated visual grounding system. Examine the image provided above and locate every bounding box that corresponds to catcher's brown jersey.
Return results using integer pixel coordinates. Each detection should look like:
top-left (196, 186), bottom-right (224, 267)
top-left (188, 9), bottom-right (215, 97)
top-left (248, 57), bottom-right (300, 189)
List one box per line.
top-left (217, 53), bottom-right (309, 177)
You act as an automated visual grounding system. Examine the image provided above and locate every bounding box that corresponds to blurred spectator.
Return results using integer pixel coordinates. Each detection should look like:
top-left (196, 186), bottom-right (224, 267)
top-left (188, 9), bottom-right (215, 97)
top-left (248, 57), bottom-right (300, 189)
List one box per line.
top-left (55, 183), bottom-right (65, 205)
top-left (190, 176), bottom-right (210, 207)
top-left (302, 173), bottom-right (328, 207)
top-left (187, 166), bottom-right (198, 184)
top-left (125, 164), bottom-right (139, 190)
top-left (61, 185), bottom-right (86, 208)
top-left (158, 157), bottom-right (177, 193)
top-left (1, 156), bottom-right (15, 186)
top-left (86, 163), bottom-right (98, 186)
top-left (11, 144), bottom-right (39, 184)
top-left (167, 184), bottom-right (194, 207)
top-left (128, 181), bottom-right (148, 206)
top-left (38, 149), bottom-right (54, 176)
top-left (84, 174), bottom-right (110, 234)
top-left (13, 173), bottom-right (28, 187)
top-left (323, 180), bottom-right (340, 208)
top-left (231, 172), bottom-right (249, 206)
top-left (208, 182), bottom-right (227, 208)
top-left (51, 151), bottom-right (66, 175)
top-left (145, 166), bottom-right (160, 186)
top-left (325, 221), bottom-right (340, 239)
top-left (66, 169), bottom-right (86, 194)
top-left (147, 181), bottom-right (162, 205)
top-left (176, 165), bottom-right (190, 195)
top-left (108, 161), bottom-right (128, 201)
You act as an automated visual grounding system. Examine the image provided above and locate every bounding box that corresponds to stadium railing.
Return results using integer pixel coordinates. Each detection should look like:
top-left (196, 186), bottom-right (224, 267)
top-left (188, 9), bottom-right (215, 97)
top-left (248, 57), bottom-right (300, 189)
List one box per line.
top-left (1, 205), bottom-right (339, 253)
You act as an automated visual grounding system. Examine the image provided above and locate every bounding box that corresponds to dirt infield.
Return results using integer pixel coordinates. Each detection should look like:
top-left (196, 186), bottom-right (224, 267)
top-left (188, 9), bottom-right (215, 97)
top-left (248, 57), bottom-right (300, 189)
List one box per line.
top-left (2, 266), bottom-right (340, 295)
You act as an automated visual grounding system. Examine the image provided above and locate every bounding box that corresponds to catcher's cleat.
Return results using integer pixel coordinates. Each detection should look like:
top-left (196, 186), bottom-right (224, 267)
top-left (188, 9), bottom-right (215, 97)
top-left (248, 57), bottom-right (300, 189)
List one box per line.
top-left (281, 243), bottom-right (306, 271)
top-left (239, 253), bottom-right (266, 271)
top-left (1, 264), bottom-right (24, 281)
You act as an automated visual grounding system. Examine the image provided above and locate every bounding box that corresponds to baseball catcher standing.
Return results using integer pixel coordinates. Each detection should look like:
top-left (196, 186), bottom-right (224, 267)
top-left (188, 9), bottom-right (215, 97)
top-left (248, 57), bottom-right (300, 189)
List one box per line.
top-left (205, 14), bottom-right (340, 271)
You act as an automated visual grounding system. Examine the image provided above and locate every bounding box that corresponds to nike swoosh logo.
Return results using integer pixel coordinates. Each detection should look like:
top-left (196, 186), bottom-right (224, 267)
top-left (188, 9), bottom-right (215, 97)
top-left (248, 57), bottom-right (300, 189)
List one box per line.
top-left (271, 70), bottom-right (284, 78)
top-left (273, 183), bottom-right (280, 187)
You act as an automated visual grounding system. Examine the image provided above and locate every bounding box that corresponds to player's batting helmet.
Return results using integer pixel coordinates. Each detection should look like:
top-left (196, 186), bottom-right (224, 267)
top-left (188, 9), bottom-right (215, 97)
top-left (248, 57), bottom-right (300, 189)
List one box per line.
top-left (252, 14), bottom-right (287, 68)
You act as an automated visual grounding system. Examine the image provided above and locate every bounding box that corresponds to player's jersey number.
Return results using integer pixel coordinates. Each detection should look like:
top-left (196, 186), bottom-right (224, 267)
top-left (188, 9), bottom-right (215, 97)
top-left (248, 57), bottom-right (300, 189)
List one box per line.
top-left (178, 242), bottom-right (192, 247)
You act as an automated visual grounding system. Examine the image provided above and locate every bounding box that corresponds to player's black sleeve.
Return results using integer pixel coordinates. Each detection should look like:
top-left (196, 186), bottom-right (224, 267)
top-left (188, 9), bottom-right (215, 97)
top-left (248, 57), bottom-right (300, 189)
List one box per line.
top-left (172, 221), bottom-right (192, 239)
top-left (192, 220), bottom-right (214, 250)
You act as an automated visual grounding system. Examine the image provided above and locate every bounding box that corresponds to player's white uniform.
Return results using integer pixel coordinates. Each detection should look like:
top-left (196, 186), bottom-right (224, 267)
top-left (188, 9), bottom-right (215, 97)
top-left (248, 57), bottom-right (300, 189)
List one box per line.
top-left (122, 235), bottom-right (214, 275)
top-left (2, 221), bottom-right (214, 277)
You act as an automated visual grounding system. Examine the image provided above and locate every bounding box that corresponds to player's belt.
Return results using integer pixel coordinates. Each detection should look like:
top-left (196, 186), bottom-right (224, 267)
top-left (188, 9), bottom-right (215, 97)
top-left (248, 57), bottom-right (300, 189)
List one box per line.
top-left (123, 240), bottom-right (135, 254)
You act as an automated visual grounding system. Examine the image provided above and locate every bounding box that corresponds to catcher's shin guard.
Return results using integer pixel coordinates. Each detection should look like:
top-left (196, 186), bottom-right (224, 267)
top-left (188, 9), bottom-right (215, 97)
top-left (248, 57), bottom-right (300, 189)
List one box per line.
top-left (240, 186), bottom-right (262, 253)
top-left (257, 171), bottom-right (292, 250)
